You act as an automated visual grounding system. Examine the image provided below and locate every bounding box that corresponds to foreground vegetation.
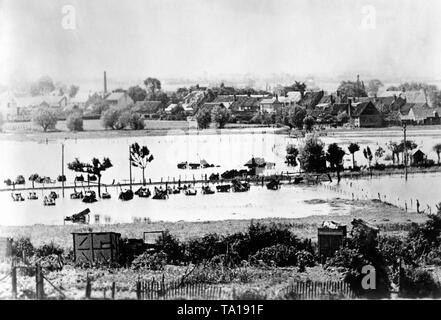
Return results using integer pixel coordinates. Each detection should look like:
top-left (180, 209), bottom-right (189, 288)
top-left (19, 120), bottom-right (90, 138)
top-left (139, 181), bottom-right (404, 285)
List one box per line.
top-left (2, 199), bottom-right (441, 299)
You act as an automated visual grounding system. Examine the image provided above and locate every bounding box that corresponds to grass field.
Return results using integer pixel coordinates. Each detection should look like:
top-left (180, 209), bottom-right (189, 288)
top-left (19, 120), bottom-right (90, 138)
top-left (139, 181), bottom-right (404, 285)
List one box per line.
top-left (0, 198), bottom-right (427, 249)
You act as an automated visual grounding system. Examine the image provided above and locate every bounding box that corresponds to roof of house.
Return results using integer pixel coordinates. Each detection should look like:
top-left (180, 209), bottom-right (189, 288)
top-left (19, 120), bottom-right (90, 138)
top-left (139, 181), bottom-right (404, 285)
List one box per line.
top-left (410, 104), bottom-right (441, 119)
top-left (104, 92), bottom-right (127, 101)
top-left (244, 157), bottom-right (266, 167)
top-left (401, 90), bottom-right (427, 104)
top-left (165, 103), bottom-right (178, 112)
top-left (298, 91), bottom-right (324, 108)
top-left (228, 96), bottom-right (260, 111)
top-left (260, 97), bottom-right (279, 104)
top-left (351, 101), bottom-right (378, 117)
top-left (413, 149), bottom-right (425, 156)
top-left (133, 101), bottom-right (162, 113)
top-left (200, 102), bottom-right (226, 110)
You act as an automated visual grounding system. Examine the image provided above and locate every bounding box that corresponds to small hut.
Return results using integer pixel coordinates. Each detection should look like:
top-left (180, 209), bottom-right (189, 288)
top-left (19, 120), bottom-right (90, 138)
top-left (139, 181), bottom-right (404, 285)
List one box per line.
top-left (411, 149), bottom-right (426, 166)
top-left (318, 221), bottom-right (347, 263)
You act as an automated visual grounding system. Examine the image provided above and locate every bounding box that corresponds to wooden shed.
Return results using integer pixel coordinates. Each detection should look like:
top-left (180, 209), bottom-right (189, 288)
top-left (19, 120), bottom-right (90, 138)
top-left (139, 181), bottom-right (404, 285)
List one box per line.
top-left (72, 232), bottom-right (121, 265)
top-left (0, 237), bottom-right (13, 258)
top-left (318, 221), bottom-right (347, 263)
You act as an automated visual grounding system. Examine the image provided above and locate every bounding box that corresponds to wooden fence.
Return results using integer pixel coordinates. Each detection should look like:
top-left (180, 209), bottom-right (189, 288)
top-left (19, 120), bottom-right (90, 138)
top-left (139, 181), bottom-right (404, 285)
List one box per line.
top-left (136, 279), bottom-right (227, 300)
top-left (279, 280), bottom-right (355, 300)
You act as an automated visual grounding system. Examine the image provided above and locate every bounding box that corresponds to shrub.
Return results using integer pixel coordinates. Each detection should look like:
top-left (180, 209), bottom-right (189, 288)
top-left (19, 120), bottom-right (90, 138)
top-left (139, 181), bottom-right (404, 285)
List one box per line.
top-left (186, 233), bottom-right (227, 264)
top-left (251, 244), bottom-right (297, 267)
top-left (101, 107), bottom-right (120, 129)
top-left (66, 112), bottom-right (84, 131)
top-left (12, 237), bottom-right (35, 258)
top-left (128, 112), bottom-right (145, 130)
top-left (35, 242), bottom-right (64, 257)
top-left (32, 107), bottom-right (58, 132)
top-left (115, 110), bottom-right (131, 130)
top-left (155, 230), bottom-right (185, 264)
top-left (326, 226), bottom-right (391, 298)
top-left (399, 267), bottom-right (441, 298)
top-left (131, 251), bottom-right (167, 271)
top-left (296, 250), bottom-right (316, 272)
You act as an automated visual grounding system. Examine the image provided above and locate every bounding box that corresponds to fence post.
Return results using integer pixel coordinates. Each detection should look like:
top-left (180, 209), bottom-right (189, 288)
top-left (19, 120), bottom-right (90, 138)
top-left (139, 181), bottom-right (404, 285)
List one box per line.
top-left (85, 276), bottom-right (91, 299)
top-left (35, 264), bottom-right (44, 300)
top-left (136, 281), bottom-right (141, 300)
top-left (111, 282), bottom-right (116, 299)
top-left (11, 266), bottom-right (17, 299)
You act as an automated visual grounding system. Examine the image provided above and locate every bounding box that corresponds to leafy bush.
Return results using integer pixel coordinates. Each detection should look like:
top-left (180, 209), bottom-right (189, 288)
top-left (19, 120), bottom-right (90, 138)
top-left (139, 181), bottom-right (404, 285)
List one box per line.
top-left (12, 237), bottom-right (34, 258)
top-left (251, 244), bottom-right (297, 267)
top-left (131, 251), bottom-right (167, 271)
top-left (128, 112), bottom-right (145, 130)
top-left (66, 112), bottom-right (84, 131)
top-left (326, 226), bottom-right (391, 298)
top-left (399, 267), bottom-right (441, 298)
top-left (186, 233), bottom-right (227, 264)
top-left (101, 107), bottom-right (121, 129)
top-left (156, 231), bottom-right (185, 264)
top-left (32, 107), bottom-right (58, 132)
top-left (35, 242), bottom-right (64, 257)
top-left (296, 250), bottom-right (316, 272)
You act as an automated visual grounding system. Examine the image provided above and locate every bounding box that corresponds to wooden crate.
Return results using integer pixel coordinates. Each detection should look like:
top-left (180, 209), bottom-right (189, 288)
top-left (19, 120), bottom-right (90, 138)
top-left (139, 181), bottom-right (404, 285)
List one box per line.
top-left (0, 237), bottom-right (13, 258)
top-left (72, 232), bottom-right (121, 265)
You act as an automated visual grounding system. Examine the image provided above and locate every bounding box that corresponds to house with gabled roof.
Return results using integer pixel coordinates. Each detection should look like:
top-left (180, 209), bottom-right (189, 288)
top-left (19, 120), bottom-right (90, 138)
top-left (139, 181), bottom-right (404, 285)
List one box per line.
top-left (259, 97), bottom-right (283, 113)
top-left (401, 103), bottom-right (441, 125)
top-left (351, 101), bottom-right (382, 127)
top-left (298, 91), bottom-right (324, 109)
top-left (133, 101), bottom-right (163, 118)
top-left (104, 91), bottom-right (133, 109)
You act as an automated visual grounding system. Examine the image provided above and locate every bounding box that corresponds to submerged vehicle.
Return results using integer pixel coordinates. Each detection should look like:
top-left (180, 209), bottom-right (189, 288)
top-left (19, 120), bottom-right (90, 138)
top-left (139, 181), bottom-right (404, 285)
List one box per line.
top-left (119, 189), bottom-right (134, 201)
top-left (135, 186), bottom-right (151, 198)
top-left (43, 196), bottom-right (56, 206)
top-left (232, 180), bottom-right (250, 192)
top-left (266, 179), bottom-right (280, 190)
top-left (201, 185), bottom-right (215, 195)
top-left (28, 192), bottom-right (38, 200)
top-left (64, 208), bottom-right (90, 224)
top-left (185, 188), bottom-right (197, 196)
top-left (177, 162), bottom-right (188, 169)
top-left (152, 187), bottom-right (168, 200)
top-left (101, 192), bottom-right (111, 199)
top-left (70, 191), bottom-right (84, 199)
top-left (216, 184), bottom-right (231, 192)
top-left (12, 193), bottom-right (25, 202)
top-left (83, 190), bottom-right (98, 203)
top-left (48, 191), bottom-right (59, 200)
top-left (172, 187), bottom-right (180, 194)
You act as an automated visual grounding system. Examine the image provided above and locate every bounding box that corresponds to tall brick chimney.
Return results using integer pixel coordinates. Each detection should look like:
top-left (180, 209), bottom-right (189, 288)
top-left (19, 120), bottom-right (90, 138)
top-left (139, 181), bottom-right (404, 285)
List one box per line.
top-left (104, 71), bottom-right (107, 95)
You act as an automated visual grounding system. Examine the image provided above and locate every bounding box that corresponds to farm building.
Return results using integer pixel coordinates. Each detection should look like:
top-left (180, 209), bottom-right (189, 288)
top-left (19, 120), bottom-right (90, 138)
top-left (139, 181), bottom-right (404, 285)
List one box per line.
top-left (0, 237), bottom-right (13, 258)
top-left (72, 232), bottom-right (121, 265)
top-left (351, 101), bottom-right (383, 127)
top-left (317, 221), bottom-right (347, 263)
top-left (411, 149), bottom-right (426, 165)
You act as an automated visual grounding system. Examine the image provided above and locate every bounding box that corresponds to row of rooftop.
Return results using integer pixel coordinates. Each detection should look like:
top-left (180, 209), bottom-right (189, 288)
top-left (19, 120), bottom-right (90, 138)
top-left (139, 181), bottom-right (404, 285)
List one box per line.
top-left (1, 81), bottom-right (439, 127)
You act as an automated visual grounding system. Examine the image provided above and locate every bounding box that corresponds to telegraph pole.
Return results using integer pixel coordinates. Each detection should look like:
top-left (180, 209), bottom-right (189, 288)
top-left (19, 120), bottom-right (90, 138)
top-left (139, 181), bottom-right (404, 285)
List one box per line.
top-left (403, 123), bottom-right (408, 180)
top-left (129, 145), bottom-right (133, 191)
top-left (61, 143), bottom-right (65, 198)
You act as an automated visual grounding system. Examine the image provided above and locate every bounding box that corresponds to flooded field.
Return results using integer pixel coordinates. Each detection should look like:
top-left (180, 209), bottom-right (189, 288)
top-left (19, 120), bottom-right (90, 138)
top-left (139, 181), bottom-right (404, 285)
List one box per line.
top-left (1, 127), bottom-right (440, 226)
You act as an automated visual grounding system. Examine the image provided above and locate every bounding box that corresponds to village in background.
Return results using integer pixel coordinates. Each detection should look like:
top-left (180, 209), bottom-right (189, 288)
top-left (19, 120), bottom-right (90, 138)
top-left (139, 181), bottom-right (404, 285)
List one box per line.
top-left (1, 72), bottom-right (441, 132)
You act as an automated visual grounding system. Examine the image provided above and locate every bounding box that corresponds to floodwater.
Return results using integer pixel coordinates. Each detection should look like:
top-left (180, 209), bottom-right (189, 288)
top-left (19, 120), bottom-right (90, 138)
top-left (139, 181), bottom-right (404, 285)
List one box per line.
top-left (1, 127), bottom-right (440, 226)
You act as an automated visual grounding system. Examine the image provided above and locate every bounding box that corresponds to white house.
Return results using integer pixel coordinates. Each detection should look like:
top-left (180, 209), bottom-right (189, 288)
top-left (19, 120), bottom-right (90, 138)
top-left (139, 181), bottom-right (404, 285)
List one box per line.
top-left (104, 92), bottom-right (134, 109)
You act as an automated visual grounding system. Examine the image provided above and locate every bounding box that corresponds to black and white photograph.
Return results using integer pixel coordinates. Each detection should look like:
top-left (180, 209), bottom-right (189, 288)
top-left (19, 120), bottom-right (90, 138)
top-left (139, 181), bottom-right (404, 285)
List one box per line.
top-left (1, 0), bottom-right (441, 304)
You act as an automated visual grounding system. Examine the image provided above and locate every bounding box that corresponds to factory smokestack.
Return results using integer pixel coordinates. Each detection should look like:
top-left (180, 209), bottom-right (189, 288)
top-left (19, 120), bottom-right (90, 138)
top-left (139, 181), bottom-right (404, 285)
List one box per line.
top-left (104, 71), bottom-right (107, 95)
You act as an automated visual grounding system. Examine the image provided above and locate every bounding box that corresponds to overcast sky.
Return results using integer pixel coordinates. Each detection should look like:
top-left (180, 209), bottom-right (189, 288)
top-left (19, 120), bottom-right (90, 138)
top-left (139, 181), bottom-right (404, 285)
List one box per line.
top-left (1, 0), bottom-right (441, 87)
